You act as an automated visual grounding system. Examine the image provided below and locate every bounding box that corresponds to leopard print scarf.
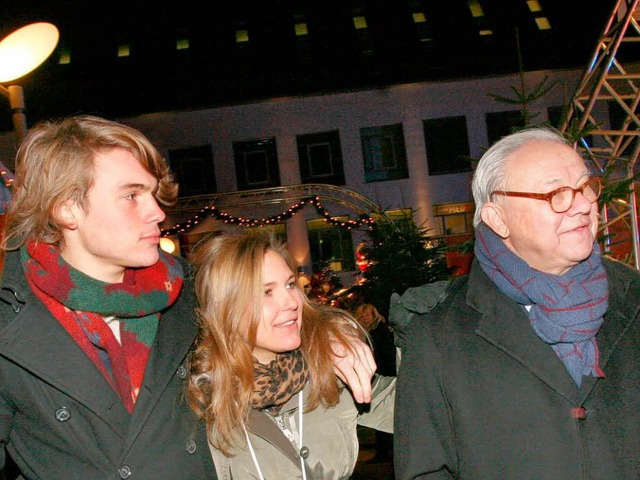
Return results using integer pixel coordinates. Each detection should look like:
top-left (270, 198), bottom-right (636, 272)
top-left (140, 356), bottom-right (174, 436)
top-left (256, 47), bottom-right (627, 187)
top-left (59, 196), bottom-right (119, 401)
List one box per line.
top-left (251, 349), bottom-right (309, 414)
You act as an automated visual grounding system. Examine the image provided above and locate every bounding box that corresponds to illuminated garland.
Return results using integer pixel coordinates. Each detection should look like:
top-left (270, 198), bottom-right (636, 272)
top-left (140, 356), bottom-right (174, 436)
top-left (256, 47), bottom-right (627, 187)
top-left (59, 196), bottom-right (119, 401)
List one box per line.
top-left (161, 195), bottom-right (375, 236)
top-left (0, 168), bottom-right (14, 215)
top-left (1, 170), bottom-right (13, 189)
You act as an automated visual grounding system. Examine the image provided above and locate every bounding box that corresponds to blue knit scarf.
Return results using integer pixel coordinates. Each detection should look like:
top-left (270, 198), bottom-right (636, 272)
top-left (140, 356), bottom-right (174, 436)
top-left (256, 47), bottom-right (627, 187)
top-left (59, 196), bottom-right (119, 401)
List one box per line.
top-left (474, 223), bottom-right (608, 386)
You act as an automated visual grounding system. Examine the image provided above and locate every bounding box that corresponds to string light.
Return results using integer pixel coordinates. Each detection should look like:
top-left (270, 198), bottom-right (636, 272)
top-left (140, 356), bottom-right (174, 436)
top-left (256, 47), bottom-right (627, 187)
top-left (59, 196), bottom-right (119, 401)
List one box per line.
top-left (0, 169), bottom-right (14, 189)
top-left (0, 167), bottom-right (14, 215)
top-left (161, 195), bottom-right (376, 237)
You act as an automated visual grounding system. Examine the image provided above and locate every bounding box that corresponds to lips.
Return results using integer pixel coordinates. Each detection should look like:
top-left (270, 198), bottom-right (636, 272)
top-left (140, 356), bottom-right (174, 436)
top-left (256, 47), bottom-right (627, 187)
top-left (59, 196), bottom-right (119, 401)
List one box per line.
top-left (564, 221), bottom-right (591, 233)
top-left (141, 232), bottom-right (161, 241)
top-left (276, 318), bottom-right (299, 328)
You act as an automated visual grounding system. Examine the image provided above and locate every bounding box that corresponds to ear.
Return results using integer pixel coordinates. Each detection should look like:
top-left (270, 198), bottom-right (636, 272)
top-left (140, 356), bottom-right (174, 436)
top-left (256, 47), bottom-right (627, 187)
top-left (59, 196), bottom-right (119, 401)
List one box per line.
top-left (480, 202), bottom-right (509, 239)
top-left (55, 200), bottom-right (79, 230)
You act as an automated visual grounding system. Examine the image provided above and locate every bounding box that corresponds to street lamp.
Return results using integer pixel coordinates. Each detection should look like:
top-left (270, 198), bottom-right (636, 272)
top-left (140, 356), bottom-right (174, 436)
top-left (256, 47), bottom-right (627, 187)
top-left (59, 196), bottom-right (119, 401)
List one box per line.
top-left (0, 22), bottom-right (59, 170)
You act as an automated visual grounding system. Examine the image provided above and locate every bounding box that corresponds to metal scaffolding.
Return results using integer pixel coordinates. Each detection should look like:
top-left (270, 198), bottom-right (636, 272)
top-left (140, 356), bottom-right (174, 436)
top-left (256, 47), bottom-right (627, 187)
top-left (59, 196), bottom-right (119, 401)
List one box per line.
top-left (560, 0), bottom-right (640, 268)
top-left (161, 183), bottom-right (397, 235)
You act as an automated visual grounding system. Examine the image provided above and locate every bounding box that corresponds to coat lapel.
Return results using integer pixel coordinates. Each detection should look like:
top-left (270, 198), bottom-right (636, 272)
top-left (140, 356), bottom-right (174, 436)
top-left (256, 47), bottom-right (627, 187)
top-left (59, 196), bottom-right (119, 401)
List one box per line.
top-left (467, 258), bottom-right (640, 403)
top-left (133, 284), bottom-right (197, 399)
top-left (122, 279), bottom-right (198, 447)
top-left (575, 259), bottom-right (640, 401)
top-left (0, 252), bottom-right (199, 445)
top-left (466, 262), bottom-right (580, 401)
top-left (596, 259), bottom-right (640, 366)
top-left (0, 298), bottom-right (131, 435)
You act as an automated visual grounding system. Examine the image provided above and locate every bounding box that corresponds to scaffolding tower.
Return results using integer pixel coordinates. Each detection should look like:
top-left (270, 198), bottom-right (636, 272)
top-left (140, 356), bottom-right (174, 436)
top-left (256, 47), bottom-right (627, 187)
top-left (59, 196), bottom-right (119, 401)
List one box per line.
top-left (560, 0), bottom-right (640, 268)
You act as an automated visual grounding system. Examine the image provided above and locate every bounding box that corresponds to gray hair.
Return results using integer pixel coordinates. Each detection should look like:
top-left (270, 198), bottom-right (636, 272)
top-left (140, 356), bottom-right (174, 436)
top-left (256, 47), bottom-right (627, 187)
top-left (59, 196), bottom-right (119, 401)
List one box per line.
top-left (471, 127), bottom-right (573, 227)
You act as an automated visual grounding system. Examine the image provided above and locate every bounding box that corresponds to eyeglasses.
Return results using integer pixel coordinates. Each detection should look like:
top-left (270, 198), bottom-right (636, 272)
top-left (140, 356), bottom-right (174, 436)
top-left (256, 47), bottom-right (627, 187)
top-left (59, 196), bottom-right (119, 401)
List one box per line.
top-left (491, 177), bottom-right (602, 214)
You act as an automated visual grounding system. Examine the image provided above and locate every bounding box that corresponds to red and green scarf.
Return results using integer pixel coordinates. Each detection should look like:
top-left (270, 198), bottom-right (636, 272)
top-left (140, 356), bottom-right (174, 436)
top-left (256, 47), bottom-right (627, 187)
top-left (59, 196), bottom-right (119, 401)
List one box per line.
top-left (21, 241), bottom-right (184, 413)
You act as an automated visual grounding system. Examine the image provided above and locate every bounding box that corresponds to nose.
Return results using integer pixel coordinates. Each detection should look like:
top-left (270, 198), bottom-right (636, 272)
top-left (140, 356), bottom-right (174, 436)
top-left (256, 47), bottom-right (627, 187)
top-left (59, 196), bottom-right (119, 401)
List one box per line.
top-left (568, 189), bottom-right (594, 215)
top-left (148, 196), bottom-right (166, 224)
top-left (281, 288), bottom-right (300, 311)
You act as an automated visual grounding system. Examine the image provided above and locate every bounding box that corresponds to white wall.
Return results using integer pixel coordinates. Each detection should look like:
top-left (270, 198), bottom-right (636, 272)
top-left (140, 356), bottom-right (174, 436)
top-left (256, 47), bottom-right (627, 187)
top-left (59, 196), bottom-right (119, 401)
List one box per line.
top-left (119, 68), bottom-right (581, 230)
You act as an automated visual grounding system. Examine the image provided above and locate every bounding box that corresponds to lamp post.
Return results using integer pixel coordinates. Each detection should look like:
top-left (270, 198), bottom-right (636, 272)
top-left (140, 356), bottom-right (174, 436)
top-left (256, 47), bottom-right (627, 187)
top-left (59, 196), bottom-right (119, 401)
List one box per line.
top-left (0, 22), bottom-right (59, 171)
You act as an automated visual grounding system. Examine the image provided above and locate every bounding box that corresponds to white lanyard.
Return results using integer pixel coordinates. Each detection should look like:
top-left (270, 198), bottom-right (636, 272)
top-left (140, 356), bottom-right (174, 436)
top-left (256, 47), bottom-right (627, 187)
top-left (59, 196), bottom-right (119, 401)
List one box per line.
top-left (244, 391), bottom-right (307, 480)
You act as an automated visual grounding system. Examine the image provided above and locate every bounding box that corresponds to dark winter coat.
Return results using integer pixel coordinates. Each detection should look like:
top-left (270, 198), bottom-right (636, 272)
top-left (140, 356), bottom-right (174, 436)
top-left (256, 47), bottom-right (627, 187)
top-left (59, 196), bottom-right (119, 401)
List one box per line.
top-left (368, 322), bottom-right (397, 377)
top-left (393, 257), bottom-right (640, 480)
top-left (0, 250), bottom-right (216, 480)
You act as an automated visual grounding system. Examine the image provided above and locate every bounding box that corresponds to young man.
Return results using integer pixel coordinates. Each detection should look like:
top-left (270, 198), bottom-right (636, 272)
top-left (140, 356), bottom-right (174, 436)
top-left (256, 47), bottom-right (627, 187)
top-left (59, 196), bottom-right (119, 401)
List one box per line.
top-left (0, 115), bottom-right (376, 479)
top-left (393, 127), bottom-right (640, 479)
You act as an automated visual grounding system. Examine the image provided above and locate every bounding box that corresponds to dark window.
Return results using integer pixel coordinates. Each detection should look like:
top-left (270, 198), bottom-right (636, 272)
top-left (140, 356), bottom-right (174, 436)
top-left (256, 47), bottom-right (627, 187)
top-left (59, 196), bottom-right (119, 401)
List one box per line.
top-left (307, 218), bottom-right (355, 272)
top-left (168, 145), bottom-right (216, 197)
top-left (547, 105), bottom-right (567, 129)
top-left (361, 123), bottom-right (408, 182)
top-left (485, 110), bottom-right (525, 145)
top-left (351, 8), bottom-right (375, 56)
top-left (423, 116), bottom-right (471, 175)
top-left (293, 15), bottom-right (314, 62)
top-left (233, 137), bottom-right (280, 190)
top-left (296, 130), bottom-right (345, 185)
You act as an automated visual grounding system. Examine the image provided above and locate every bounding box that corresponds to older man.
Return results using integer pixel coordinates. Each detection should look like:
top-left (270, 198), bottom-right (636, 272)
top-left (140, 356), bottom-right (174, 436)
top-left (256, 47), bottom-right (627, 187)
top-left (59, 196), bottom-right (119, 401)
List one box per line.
top-left (393, 127), bottom-right (640, 479)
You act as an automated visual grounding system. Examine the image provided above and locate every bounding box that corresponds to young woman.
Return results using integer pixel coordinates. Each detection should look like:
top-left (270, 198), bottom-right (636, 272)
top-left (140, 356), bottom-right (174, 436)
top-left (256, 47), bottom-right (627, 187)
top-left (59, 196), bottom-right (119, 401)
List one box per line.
top-left (187, 229), bottom-right (395, 480)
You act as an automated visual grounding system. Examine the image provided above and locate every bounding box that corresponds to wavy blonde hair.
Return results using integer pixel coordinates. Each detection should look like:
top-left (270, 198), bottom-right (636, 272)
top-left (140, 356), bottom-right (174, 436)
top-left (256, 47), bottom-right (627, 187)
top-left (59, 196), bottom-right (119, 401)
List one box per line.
top-left (355, 303), bottom-right (385, 331)
top-left (2, 114), bottom-right (177, 250)
top-left (186, 228), bottom-right (366, 456)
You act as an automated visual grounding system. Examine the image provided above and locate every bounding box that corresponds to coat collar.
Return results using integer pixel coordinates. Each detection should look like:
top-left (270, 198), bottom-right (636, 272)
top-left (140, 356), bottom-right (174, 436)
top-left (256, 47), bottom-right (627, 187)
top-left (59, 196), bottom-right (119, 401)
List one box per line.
top-left (466, 258), bottom-right (640, 402)
top-left (0, 250), bottom-right (198, 438)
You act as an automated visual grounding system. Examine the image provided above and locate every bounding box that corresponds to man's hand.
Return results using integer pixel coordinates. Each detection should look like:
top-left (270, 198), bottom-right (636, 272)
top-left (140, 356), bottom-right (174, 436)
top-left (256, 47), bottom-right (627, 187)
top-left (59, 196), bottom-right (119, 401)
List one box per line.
top-left (332, 338), bottom-right (376, 403)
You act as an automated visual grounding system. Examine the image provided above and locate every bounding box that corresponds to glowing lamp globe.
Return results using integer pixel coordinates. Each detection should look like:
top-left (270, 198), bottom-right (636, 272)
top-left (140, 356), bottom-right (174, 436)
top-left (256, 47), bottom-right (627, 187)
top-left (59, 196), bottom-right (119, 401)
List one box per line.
top-left (0, 22), bottom-right (59, 83)
top-left (159, 237), bottom-right (177, 254)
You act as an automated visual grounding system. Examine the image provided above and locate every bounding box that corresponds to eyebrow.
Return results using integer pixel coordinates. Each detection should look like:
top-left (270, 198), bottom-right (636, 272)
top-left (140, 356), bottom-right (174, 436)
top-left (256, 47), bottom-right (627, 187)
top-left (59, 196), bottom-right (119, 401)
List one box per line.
top-left (118, 182), bottom-right (156, 192)
top-left (263, 275), bottom-right (295, 286)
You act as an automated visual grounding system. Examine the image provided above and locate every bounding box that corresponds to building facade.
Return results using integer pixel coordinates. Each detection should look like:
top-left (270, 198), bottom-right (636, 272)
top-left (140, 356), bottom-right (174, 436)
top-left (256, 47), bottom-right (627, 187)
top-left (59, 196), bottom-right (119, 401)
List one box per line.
top-left (0, 67), bottom-right (588, 283)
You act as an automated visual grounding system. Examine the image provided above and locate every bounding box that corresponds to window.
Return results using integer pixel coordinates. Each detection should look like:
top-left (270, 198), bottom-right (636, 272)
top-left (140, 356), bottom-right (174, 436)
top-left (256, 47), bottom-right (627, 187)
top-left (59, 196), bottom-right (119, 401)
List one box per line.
top-left (307, 218), bottom-right (355, 272)
top-left (546, 105), bottom-right (566, 129)
top-left (423, 116), bottom-right (471, 175)
top-left (352, 7), bottom-right (375, 55)
top-left (467, 0), bottom-right (485, 18)
top-left (176, 38), bottom-right (189, 50)
top-left (293, 14), bottom-right (314, 62)
top-left (294, 22), bottom-right (308, 36)
top-left (361, 123), bottom-right (408, 182)
top-left (433, 202), bottom-right (475, 235)
top-left (59, 47), bottom-right (71, 65)
top-left (236, 29), bottom-right (249, 43)
top-left (233, 137), bottom-right (281, 190)
top-left (117, 44), bottom-right (131, 57)
top-left (412, 11), bottom-right (433, 43)
top-left (485, 110), bottom-right (525, 145)
top-left (296, 130), bottom-right (345, 185)
top-left (168, 145), bottom-right (216, 197)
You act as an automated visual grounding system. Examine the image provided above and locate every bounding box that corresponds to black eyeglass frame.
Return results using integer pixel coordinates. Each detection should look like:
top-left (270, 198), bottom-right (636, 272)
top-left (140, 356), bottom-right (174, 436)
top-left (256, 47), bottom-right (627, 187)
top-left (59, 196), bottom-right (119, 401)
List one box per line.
top-left (490, 177), bottom-right (602, 214)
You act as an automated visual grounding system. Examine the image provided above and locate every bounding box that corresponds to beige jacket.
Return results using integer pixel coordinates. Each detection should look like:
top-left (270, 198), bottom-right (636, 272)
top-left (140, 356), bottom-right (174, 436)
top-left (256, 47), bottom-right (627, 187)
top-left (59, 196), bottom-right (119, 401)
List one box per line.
top-left (210, 374), bottom-right (395, 480)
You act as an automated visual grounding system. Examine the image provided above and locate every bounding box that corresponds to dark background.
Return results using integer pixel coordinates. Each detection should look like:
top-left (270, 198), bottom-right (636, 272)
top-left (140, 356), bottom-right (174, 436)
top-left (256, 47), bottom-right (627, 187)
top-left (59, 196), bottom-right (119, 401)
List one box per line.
top-left (0, 0), bottom-right (623, 128)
